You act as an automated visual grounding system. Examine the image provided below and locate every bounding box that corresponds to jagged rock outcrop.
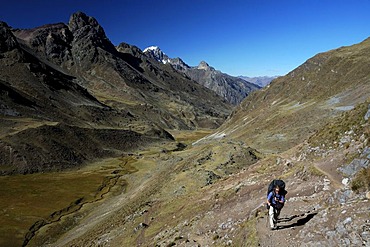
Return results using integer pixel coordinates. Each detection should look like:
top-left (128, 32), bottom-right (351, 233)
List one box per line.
top-left (13, 23), bottom-right (73, 66)
top-left (0, 21), bottom-right (18, 52)
top-left (168, 57), bottom-right (190, 71)
top-left (68, 12), bottom-right (118, 67)
top-left (197, 60), bottom-right (212, 70)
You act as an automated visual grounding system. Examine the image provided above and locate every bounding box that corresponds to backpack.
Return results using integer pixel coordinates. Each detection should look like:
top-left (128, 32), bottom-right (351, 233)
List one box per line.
top-left (267, 179), bottom-right (287, 197)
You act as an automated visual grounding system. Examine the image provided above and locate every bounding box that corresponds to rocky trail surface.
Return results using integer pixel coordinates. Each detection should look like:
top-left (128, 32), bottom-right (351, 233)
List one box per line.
top-left (255, 142), bottom-right (370, 247)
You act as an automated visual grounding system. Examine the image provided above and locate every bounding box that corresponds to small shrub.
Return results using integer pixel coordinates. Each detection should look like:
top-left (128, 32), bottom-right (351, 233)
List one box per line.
top-left (212, 234), bottom-right (220, 240)
top-left (344, 142), bottom-right (350, 149)
top-left (351, 167), bottom-right (370, 192)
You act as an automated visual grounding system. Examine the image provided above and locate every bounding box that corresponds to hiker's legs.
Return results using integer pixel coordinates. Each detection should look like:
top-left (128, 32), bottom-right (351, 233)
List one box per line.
top-left (275, 208), bottom-right (281, 221)
top-left (268, 206), bottom-right (276, 228)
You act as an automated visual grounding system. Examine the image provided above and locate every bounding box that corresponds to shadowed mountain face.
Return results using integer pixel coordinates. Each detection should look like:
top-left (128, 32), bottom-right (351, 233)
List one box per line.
top-left (0, 12), bottom-right (232, 174)
top-left (143, 46), bottom-right (261, 105)
top-left (185, 61), bottom-right (261, 105)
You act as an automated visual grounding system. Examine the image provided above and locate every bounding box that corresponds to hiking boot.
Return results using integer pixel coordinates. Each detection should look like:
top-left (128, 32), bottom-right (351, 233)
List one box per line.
top-left (270, 226), bottom-right (277, 230)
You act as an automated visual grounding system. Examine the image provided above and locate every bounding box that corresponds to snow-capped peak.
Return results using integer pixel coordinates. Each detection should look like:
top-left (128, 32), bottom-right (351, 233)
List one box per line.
top-left (143, 46), bottom-right (160, 53)
top-left (142, 46), bottom-right (188, 70)
top-left (143, 45), bottom-right (171, 64)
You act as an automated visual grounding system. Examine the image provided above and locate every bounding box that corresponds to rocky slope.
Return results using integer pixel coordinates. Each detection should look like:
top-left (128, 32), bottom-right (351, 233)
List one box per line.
top-left (0, 12), bottom-right (232, 174)
top-left (143, 46), bottom-right (260, 105)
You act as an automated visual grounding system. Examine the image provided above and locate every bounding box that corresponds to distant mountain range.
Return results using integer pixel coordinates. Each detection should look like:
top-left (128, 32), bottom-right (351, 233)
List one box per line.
top-left (143, 46), bottom-right (261, 105)
top-left (238, 75), bottom-right (278, 87)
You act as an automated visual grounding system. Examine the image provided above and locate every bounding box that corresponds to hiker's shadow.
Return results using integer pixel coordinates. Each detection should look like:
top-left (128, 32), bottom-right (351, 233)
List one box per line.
top-left (277, 211), bottom-right (317, 230)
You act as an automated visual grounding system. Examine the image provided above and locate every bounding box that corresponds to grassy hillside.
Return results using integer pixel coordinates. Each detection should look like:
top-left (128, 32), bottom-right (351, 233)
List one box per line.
top-left (202, 37), bottom-right (370, 153)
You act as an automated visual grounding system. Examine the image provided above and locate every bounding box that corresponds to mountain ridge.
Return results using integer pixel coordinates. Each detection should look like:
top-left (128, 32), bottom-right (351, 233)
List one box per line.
top-left (0, 12), bottom-right (232, 175)
top-left (143, 45), bottom-right (261, 105)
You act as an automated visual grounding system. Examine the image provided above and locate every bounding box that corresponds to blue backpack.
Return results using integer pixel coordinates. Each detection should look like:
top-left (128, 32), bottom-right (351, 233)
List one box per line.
top-left (267, 179), bottom-right (287, 197)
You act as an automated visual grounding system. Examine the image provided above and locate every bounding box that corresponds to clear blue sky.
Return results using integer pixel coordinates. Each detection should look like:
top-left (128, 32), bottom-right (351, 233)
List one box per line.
top-left (1, 0), bottom-right (369, 77)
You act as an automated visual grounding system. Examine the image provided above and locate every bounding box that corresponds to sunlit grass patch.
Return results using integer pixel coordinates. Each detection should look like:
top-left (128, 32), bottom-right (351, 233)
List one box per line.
top-left (167, 129), bottom-right (214, 144)
top-left (0, 171), bottom-right (106, 246)
top-left (0, 157), bottom-right (134, 246)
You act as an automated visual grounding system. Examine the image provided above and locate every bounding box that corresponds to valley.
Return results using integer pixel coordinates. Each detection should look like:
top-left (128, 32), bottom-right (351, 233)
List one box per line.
top-left (5, 101), bottom-right (369, 247)
top-left (0, 11), bottom-right (369, 247)
top-left (0, 130), bottom-right (208, 247)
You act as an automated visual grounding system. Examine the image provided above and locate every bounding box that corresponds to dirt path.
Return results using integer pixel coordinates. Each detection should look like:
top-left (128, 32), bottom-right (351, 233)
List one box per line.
top-left (256, 201), bottom-right (318, 247)
top-left (256, 177), bottom-right (326, 246)
top-left (311, 148), bottom-right (350, 190)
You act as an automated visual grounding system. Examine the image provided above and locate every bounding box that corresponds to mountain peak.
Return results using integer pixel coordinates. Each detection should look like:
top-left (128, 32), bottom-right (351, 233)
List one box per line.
top-left (197, 61), bottom-right (213, 71)
top-left (0, 21), bottom-right (19, 52)
top-left (143, 46), bottom-right (160, 53)
top-left (0, 21), bottom-right (10, 28)
top-left (67, 11), bottom-right (116, 58)
top-left (68, 11), bottom-right (101, 33)
top-left (143, 45), bottom-right (170, 64)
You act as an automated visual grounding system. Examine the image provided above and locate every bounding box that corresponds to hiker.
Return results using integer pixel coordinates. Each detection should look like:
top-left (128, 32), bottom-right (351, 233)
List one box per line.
top-left (267, 185), bottom-right (285, 230)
